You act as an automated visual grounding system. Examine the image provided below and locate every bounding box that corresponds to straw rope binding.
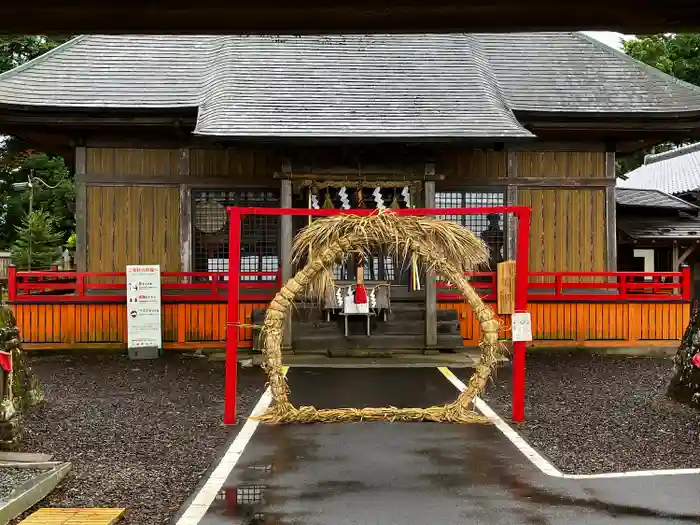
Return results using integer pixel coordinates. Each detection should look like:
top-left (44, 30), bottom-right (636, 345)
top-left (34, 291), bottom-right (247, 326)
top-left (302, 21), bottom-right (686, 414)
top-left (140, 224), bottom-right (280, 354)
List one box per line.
top-left (253, 212), bottom-right (505, 424)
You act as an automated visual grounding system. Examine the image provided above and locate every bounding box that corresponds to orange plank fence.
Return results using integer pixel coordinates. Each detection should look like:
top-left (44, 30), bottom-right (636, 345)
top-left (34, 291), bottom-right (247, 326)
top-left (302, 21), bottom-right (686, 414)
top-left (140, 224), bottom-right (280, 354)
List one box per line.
top-left (7, 268), bottom-right (691, 350)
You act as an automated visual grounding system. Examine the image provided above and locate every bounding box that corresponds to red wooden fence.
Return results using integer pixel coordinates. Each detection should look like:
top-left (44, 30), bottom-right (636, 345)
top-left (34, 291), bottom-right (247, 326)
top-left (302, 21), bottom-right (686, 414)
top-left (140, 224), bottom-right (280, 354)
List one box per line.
top-left (8, 266), bottom-right (691, 303)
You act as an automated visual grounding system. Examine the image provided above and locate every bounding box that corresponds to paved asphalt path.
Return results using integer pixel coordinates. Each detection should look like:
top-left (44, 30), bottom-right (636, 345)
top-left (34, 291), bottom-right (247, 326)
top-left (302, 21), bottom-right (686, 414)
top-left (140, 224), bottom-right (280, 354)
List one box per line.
top-left (194, 368), bottom-right (700, 525)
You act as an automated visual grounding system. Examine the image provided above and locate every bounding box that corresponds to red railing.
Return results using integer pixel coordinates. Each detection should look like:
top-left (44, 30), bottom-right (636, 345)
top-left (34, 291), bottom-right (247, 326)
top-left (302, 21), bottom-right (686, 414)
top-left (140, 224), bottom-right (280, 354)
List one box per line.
top-left (436, 267), bottom-right (691, 302)
top-left (7, 266), bottom-right (691, 303)
top-left (7, 267), bottom-right (281, 303)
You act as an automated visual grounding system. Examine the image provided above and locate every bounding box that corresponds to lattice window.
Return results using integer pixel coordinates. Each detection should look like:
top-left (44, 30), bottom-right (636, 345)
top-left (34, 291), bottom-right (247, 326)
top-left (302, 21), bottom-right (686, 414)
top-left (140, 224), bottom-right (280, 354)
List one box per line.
top-left (193, 190), bottom-right (279, 280)
top-left (435, 189), bottom-right (507, 265)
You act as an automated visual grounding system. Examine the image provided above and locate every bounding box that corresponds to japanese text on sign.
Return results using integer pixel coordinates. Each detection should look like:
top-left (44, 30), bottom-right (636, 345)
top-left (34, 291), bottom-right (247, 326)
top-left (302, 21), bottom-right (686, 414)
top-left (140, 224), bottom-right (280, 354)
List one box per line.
top-left (126, 265), bottom-right (162, 349)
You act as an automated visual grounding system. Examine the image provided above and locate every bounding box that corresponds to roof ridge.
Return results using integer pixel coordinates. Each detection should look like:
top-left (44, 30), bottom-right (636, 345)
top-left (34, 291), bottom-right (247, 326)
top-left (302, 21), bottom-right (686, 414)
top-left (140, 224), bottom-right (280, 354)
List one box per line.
top-left (463, 34), bottom-right (533, 137)
top-left (644, 142), bottom-right (700, 165)
top-left (0, 35), bottom-right (89, 82)
top-left (572, 32), bottom-right (700, 98)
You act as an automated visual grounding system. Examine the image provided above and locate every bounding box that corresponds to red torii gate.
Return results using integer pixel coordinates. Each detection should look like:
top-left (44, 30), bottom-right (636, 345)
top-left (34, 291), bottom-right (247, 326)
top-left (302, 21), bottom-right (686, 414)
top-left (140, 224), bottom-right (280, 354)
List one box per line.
top-left (223, 206), bottom-right (532, 425)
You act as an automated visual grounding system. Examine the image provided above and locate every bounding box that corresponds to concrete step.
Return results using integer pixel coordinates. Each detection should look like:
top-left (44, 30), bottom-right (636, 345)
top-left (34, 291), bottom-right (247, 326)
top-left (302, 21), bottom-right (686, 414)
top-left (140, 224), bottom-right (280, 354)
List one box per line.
top-left (293, 333), bottom-right (464, 352)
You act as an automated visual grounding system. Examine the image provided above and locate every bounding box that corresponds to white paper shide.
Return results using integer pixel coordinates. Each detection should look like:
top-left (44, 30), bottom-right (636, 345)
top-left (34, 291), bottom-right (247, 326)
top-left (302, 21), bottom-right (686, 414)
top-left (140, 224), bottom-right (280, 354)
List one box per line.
top-left (126, 265), bottom-right (163, 349)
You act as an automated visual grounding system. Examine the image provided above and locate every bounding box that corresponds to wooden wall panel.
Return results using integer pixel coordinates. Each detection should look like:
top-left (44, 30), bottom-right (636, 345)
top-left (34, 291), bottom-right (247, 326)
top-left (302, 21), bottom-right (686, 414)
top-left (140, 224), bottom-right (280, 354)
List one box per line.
top-left (86, 186), bottom-right (181, 273)
top-left (86, 148), bottom-right (180, 177)
top-left (189, 148), bottom-right (278, 183)
top-left (519, 188), bottom-right (606, 272)
top-left (438, 149), bottom-right (507, 181)
top-left (516, 152), bottom-right (605, 179)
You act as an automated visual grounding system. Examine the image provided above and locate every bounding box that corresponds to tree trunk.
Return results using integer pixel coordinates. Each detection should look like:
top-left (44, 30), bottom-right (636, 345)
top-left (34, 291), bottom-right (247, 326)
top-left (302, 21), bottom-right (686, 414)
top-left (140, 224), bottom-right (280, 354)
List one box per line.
top-left (667, 302), bottom-right (700, 408)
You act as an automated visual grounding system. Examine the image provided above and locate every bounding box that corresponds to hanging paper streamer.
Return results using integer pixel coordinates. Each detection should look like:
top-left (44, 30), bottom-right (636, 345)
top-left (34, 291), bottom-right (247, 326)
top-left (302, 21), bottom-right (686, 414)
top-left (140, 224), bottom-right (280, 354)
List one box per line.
top-left (338, 187), bottom-right (351, 210)
top-left (372, 187), bottom-right (386, 210)
top-left (369, 287), bottom-right (377, 309)
top-left (309, 189), bottom-right (320, 210)
top-left (401, 186), bottom-right (411, 208)
top-left (336, 287), bottom-right (343, 308)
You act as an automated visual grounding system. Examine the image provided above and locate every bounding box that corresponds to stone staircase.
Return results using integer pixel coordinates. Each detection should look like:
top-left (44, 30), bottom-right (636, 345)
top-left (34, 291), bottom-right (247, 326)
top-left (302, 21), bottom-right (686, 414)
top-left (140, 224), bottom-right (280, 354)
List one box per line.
top-left (252, 302), bottom-right (464, 355)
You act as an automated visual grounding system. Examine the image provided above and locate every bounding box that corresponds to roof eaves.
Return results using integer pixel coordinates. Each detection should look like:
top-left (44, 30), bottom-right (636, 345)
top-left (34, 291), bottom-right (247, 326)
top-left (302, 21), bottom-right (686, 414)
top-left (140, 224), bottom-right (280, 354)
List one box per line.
top-left (644, 142), bottom-right (700, 165)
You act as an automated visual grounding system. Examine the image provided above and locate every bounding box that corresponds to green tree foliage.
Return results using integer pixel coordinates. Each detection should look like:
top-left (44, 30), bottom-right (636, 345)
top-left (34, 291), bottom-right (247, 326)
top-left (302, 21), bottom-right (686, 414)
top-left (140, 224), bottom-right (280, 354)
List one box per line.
top-left (623, 34), bottom-right (700, 87)
top-left (620, 34), bottom-right (700, 176)
top-left (0, 36), bottom-right (71, 74)
top-left (0, 151), bottom-right (75, 249)
top-left (0, 36), bottom-right (75, 250)
top-left (10, 210), bottom-right (62, 269)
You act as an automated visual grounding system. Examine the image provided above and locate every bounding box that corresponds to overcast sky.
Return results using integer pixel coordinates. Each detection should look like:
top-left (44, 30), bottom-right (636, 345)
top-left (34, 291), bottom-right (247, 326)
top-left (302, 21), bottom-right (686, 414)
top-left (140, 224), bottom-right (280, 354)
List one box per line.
top-left (583, 31), bottom-right (631, 50)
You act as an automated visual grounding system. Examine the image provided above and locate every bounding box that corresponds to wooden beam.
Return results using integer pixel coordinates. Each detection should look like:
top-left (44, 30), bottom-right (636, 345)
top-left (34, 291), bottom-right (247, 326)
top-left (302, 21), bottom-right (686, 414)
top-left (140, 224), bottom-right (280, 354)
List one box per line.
top-left (514, 178), bottom-right (615, 187)
top-left (74, 147), bottom-right (87, 273)
top-left (0, 113), bottom-right (196, 127)
top-left (605, 152), bottom-right (617, 271)
top-left (424, 177), bottom-right (438, 350)
top-left (82, 173), bottom-right (278, 188)
top-left (508, 142), bottom-right (607, 152)
top-left (280, 178), bottom-right (293, 349)
top-left (179, 148), bottom-right (192, 274)
top-left (434, 177), bottom-right (614, 188)
top-left (1, 2), bottom-right (700, 35)
top-left (678, 243), bottom-right (697, 265)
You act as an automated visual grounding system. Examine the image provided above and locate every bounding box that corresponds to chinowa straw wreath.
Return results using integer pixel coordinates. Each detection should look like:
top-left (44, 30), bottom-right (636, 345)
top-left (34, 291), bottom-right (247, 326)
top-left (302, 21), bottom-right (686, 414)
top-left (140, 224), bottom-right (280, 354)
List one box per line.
top-left (254, 212), bottom-right (505, 424)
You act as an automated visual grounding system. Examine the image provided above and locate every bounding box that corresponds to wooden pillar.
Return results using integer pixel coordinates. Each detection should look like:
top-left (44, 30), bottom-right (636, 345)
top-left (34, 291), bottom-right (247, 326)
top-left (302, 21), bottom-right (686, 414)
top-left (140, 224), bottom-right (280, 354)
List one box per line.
top-left (424, 174), bottom-right (438, 349)
top-left (605, 152), bottom-right (618, 271)
top-left (280, 177), bottom-right (293, 349)
top-left (179, 148), bottom-right (192, 274)
top-left (672, 241), bottom-right (680, 272)
top-left (506, 149), bottom-right (518, 260)
top-left (74, 146), bottom-right (87, 273)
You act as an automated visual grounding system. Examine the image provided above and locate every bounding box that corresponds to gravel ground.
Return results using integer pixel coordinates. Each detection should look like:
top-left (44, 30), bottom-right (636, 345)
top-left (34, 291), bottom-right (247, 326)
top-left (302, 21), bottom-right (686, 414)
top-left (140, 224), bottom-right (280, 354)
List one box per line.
top-left (12, 353), bottom-right (266, 525)
top-left (0, 468), bottom-right (42, 500)
top-left (483, 352), bottom-right (700, 475)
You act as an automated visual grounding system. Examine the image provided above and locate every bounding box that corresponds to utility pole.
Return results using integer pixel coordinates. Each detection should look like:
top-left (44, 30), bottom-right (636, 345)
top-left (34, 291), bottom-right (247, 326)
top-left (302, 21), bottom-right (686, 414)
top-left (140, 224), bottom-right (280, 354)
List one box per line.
top-left (12, 170), bottom-right (36, 270)
top-left (28, 171), bottom-right (33, 271)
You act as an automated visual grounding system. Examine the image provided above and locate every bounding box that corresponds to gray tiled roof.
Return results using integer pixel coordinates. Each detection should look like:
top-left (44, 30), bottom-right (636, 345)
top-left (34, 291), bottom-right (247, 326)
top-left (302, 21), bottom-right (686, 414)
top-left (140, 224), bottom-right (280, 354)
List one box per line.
top-left (2, 33), bottom-right (700, 138)
top-left (195, 34), bottom-right (529, 138)
top-left (617, 142), bottom-right (700, 195)
top-left (615, 188), bottom-right (699, 211)
top-left (617, 216), bottom-right (700, 240)
top-left (479, 33), bottom-right (700, 113)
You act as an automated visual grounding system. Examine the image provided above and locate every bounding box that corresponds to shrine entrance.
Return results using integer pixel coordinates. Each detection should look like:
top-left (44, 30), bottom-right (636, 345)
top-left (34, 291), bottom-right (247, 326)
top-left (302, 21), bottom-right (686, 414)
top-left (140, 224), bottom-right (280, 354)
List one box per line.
top-left (293, 181), bottom-right (423, 294)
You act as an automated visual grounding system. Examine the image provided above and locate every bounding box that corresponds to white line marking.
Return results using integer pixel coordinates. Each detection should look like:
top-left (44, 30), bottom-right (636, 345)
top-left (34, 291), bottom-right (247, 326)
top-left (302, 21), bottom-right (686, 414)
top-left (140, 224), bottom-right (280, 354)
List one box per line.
top-left (438, 366), bottom-right (700, 480)
top-left (176, 367), bottom-right (288, 525)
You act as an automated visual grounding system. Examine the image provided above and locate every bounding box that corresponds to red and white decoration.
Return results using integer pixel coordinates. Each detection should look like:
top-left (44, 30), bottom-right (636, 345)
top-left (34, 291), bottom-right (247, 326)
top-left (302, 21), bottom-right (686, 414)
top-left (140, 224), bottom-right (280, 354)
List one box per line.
top-left (691, 352), bottom-right (700, 369)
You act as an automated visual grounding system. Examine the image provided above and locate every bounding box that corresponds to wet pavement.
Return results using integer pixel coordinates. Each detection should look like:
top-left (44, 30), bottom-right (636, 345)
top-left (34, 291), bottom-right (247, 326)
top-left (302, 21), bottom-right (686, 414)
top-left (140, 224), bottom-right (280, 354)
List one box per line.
top-left (194, 368), bottom-right (700, 525)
